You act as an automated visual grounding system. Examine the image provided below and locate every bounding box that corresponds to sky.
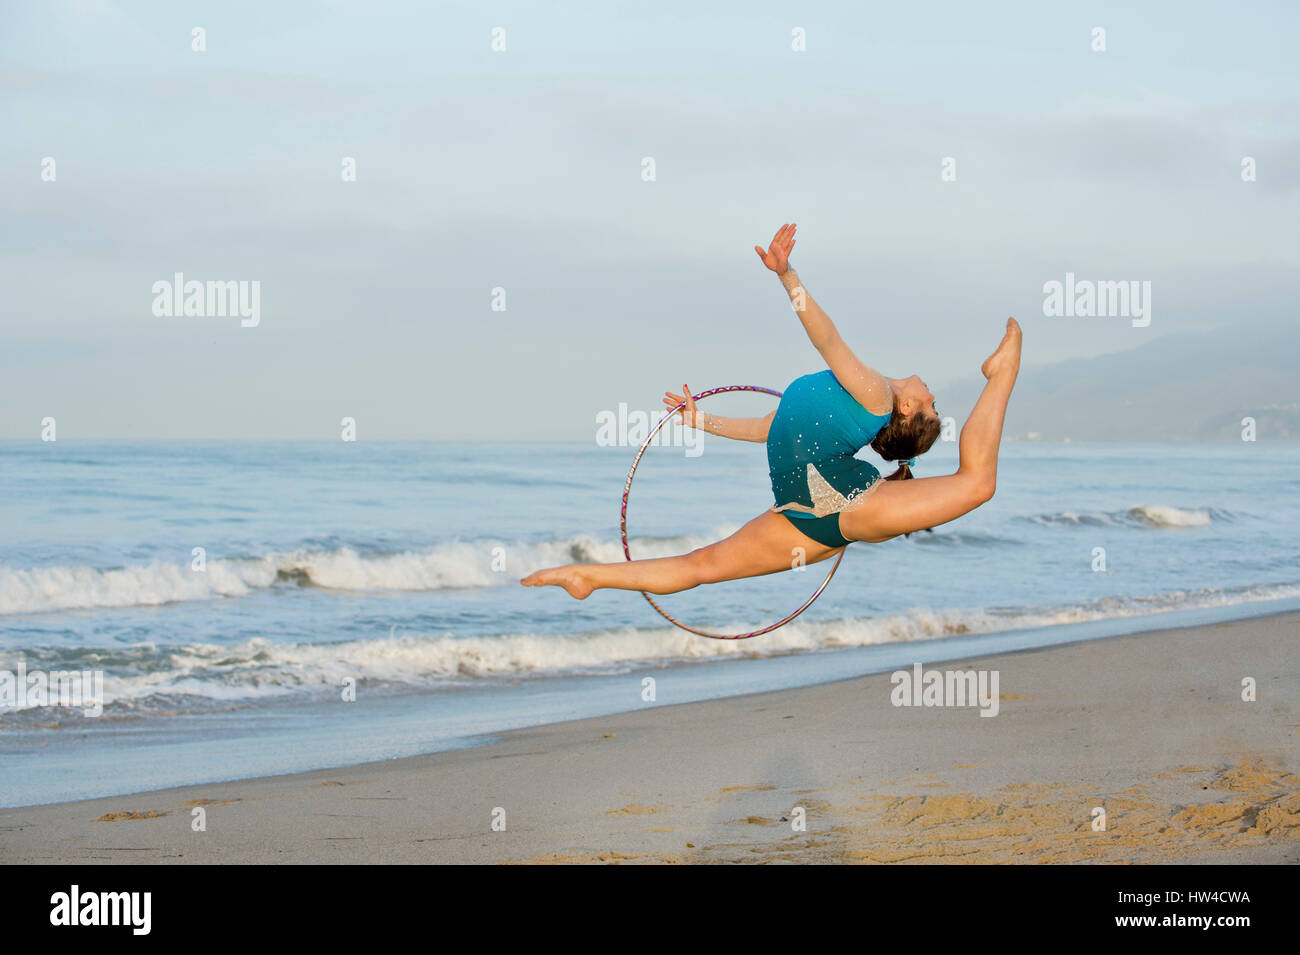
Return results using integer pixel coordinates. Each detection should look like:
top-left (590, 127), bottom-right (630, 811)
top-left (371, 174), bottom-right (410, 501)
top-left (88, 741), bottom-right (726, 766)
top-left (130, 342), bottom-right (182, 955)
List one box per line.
top-left (2, 0), bottom-right (1297, 439)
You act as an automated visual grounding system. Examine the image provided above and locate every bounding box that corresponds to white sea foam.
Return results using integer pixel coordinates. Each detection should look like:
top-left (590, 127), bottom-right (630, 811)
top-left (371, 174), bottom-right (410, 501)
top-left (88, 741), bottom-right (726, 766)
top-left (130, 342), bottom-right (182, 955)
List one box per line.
top-left (0, 503), bottom-right (1230, 616)
top-left (0, 558), bottom-right (278, 615)
top-left (1029, 504), bottom-right (1220, 529)
top-left (1126, 505), bottom-right (1213, 528)
top-left (10, 581), bottom-right (1296, 714)
top-left (0, 529), bottom-right (738, 616)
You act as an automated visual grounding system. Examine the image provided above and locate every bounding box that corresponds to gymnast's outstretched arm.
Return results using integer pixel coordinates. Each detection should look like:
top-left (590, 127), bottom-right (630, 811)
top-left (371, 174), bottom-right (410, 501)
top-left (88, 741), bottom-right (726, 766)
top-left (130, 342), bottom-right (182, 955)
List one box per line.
top-left (754, 224), bottom-right (894, 417)
top-left (662, 386), bottom-right (774, 442)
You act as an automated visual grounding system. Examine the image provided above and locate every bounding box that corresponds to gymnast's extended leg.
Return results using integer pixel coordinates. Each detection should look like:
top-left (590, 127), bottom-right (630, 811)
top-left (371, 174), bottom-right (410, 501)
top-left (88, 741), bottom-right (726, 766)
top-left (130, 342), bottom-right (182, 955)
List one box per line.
top-left (838, 318), bottom-right (1021, 543)
top-left (520, 510), bottom-right (839, 599)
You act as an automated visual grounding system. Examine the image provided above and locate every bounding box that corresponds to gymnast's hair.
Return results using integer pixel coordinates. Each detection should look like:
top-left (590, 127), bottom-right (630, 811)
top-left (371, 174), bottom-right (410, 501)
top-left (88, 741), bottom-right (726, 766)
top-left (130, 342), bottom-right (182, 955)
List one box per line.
top-left (871, 402), bottom-right (941, 483)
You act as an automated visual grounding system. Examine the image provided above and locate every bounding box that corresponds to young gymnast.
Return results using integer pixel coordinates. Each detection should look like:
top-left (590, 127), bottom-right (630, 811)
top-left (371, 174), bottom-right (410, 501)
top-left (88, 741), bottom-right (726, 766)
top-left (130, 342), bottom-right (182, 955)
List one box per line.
top-left (522, 223), bottom-right (1021, 599)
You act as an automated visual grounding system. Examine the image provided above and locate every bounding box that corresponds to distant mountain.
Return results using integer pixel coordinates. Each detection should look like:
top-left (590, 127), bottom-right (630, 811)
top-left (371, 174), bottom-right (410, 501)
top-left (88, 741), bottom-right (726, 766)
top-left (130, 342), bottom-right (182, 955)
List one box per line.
top-left (937, 328), bottom-right (1300, 442)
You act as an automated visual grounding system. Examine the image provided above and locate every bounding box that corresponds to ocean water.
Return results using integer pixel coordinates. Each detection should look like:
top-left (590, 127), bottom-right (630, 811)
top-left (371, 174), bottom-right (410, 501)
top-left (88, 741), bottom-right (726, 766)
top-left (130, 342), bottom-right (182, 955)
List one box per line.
top-left (2, 438), bottom-right (1298, 806)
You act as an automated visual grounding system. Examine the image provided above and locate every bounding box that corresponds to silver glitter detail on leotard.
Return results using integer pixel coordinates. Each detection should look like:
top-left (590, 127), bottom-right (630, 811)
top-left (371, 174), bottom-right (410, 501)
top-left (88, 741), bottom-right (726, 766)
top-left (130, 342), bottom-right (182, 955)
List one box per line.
top-left (771, 463), bottom-right (884, 518)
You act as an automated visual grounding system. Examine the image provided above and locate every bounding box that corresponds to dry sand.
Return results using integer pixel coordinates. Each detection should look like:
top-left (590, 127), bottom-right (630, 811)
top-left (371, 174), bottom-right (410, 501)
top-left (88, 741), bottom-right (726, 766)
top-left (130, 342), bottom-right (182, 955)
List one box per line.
top-left (2, 611), bottom-right (1297, 864)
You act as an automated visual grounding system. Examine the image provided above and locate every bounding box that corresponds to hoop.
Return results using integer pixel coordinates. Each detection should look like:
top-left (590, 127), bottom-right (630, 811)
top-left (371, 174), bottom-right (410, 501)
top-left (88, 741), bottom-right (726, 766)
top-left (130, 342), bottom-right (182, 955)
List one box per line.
top-left (619, 384), bottom-right (846, 640)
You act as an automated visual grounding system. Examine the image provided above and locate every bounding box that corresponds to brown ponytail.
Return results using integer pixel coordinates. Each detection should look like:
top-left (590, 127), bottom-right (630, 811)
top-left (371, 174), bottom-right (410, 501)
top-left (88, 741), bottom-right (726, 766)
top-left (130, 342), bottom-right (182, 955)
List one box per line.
top-left (884, 461), bottom-right (914, 482)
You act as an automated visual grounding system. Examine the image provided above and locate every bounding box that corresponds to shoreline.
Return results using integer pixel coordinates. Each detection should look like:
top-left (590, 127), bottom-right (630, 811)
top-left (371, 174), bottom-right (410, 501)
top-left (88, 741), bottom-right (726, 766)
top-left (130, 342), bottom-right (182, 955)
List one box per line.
top-left (2, 610), bottom-right (1296, 863)
top-left (3, 592), bottom-right (1298, 810)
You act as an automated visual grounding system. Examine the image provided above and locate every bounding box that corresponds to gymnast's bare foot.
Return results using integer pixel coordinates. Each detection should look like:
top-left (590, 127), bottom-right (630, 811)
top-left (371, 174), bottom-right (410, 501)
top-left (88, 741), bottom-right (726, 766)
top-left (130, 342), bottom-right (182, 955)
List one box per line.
top-left (981, 318), bottom-right (1022, 381)
top-left (520, 565), bottom-right (594, 599)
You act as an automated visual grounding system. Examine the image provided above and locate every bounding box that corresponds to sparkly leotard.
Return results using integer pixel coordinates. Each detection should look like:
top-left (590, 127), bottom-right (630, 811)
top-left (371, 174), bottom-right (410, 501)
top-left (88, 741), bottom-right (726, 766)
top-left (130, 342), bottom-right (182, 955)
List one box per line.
top-left (767, 370), bottom-right (892, 548)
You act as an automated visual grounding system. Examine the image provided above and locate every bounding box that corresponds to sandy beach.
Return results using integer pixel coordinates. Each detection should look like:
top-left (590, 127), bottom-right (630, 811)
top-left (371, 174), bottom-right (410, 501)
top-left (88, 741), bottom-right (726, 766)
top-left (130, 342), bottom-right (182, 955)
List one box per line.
top-left (2, 610), bottom-right (1296, 864)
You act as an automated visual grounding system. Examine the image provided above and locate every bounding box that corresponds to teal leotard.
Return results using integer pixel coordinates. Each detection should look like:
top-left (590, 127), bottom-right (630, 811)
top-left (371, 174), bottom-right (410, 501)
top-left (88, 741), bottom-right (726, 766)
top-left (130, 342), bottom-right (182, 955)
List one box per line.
top-left (767, 370), bottom-right (892, 548)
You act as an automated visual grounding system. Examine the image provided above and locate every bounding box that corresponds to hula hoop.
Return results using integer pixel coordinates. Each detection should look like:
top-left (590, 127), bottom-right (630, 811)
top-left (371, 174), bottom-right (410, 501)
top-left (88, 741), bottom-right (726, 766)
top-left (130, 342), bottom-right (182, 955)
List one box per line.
top-left (619, 384), bottom-right (845, 640)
